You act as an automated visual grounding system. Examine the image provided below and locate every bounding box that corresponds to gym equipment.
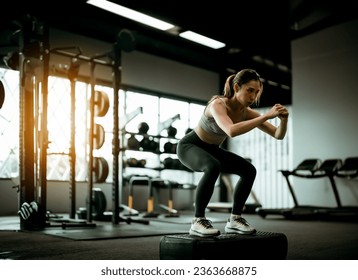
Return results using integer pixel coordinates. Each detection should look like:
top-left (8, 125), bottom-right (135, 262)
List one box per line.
top-left (94, 90), bottom-right (110, 117)
top-left (93, 157), bottom-right (109, 183)
top-left (162, 157), bottom-right (188, 170)
top-left (314, 156), bottom-right (358, 217)
top-left (127, 134), bottom-right (140, 150)
top-left (126, 157), bottom-right (146, 168)
top-left (86, 187), bottom-right (107, 220)
top-left (93, 123), bottom-right (105, 149)
top-left (117, 29), bottom-right (136, 52)
top-left (138, 122), bottom-right (149, 134)
top-left (68, 57), bottom-right (80, 219)
top-left (166, 125), bottom-right (177, 137)
top-left (16, 18), bottom-right (51, 230)
top-left (160, 232), bottom-right (288, 260)
top-left (158, 114), bottom-right (180, 134)
top-left (126, 174), bottom-right (196, 218)
top-left (140, 135), bottom-right (159, 152)
top-left (163, 141), bottom-right (177, 154)
top-left (120, 107), bottom-right (143, 130)
top-left (126, 175), bottom-right (184, 218)
top-left (126, 176), bottom-right (151, 217)
top-left (151, 179), bottom-right (181, 217)
top-left (148, 137), bottom-right (159, 152)
top-left (256, 158), bottom-right (355, 219)
top-left (11, 24), bottom-right (142, 228)
top-left (18, 201), bottom-right (39, 220)
top-left (78, 187), bottom-right (149, 225)
top-left (336, 157), bottom-right (358, 178)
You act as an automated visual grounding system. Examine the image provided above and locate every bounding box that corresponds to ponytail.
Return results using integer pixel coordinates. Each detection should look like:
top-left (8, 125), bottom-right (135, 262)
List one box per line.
top-left (223, 74), bottom-right (236, 98)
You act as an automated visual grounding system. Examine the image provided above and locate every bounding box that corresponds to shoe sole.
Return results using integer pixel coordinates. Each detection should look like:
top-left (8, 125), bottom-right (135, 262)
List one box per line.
top-left (225, 227), bottom-right (256, 235)
top-left (189, 229), bottom-right (220, 237)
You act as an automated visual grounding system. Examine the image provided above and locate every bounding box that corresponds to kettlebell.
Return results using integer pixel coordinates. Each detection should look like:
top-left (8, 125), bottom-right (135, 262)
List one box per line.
top-left (163, 157), bottom-right (174, 169)
top-left (138, 122), bottom-right (149, 134)
top-left (167, 125), bottom-right (177, 138)
top-left (164, 142), bottom-right (173, 153)
top-left (127, 157), bottom-right (138, 167)
top-left (127, 134), bottom-right (140, 150)
top-left (140, 136), bottom-right (151, 151)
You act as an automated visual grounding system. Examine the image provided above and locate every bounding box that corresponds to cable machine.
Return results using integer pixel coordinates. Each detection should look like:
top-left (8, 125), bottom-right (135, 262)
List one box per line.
top-left (15, 15), bottom-right (140, 228)
top-left (17, 15), bottom-right (48, 230)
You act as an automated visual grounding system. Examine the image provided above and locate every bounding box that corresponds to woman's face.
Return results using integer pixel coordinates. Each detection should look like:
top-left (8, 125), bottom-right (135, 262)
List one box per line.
top-left (237, 80), bottom-right (261, 106)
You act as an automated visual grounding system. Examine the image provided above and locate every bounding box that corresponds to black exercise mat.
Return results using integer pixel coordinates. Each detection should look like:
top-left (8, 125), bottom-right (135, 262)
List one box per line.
top-left (40, 211), bottom-right (227, 240)
top-left (41, 220), bottom-right (187, 240)
top-left (0, 216), bottom-right (20, 230)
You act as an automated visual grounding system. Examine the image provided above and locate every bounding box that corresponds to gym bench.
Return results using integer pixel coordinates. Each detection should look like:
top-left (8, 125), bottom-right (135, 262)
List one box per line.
top-left (127, 175), bottom-right (196, 218)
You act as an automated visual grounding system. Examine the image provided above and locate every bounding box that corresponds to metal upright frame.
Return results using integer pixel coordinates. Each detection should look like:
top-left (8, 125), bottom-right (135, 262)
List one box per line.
top-left (18, 16), bottom-right (48, 230)
top-left (15, 21), bottom-right (143, 229)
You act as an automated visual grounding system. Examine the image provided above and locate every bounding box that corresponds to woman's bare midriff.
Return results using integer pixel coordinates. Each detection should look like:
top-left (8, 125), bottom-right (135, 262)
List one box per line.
top-left (194, 126), bottom-right (227, 145)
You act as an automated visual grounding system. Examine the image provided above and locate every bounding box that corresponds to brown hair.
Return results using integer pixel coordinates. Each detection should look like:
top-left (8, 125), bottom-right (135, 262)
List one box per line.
top-left (222, 69), bottom-right (263, 105)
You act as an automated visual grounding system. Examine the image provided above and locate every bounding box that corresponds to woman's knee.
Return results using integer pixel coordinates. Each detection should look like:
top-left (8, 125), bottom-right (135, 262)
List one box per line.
top-left (246, 163), bottom-right (257, 180)
top-left (236, 161), bottom-right (256, 181)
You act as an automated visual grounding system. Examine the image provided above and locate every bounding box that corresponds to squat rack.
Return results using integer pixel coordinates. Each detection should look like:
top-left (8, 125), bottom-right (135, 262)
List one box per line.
top-left (16, 15), bottom-right (136, 229)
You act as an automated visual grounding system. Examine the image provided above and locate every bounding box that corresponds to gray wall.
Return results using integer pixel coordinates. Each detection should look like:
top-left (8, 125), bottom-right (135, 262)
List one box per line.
top-left (291, 18), bottom-right (358, 207)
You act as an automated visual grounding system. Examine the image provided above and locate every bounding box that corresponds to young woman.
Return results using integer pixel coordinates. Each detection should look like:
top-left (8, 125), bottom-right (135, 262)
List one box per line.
top-left (177, 69), bottom-right (289, 237)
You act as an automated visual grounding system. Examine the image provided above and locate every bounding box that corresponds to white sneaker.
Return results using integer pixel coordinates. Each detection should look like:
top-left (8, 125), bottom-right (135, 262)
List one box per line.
top-left (189, 217), bottom-right (220, 237)
top-left (225, 215), bottom-right (256, 235)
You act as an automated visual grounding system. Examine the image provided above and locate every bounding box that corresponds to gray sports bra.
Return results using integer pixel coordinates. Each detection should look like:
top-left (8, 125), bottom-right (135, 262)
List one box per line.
top-left (198, 96), bottom-right (246, 137)
top-left (199, 113), bottom-right (227, 137)
top-left (199, 97), bottom-right (227, 137)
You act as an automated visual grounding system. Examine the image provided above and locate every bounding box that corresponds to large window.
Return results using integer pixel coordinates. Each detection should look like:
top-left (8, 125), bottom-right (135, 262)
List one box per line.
top-left (0, 69), bottom-right (19, 178)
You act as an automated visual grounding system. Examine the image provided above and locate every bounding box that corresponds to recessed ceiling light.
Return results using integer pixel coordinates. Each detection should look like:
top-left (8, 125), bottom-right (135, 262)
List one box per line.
top-left (87, 0), bottom-right (175, 31)
top-left (179, 31), bottom-right (225, 49)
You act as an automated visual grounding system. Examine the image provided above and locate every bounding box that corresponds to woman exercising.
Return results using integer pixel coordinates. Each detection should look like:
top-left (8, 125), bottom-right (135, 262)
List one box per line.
top-left (177, 69), bottom-right (289, 237)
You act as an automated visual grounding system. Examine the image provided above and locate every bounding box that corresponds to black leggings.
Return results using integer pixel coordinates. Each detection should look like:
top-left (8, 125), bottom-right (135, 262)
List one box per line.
top-left (177, 130), bottom-right (256, 217)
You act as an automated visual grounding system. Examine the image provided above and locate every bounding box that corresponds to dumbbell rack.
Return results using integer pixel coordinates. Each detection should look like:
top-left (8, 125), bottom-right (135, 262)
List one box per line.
top-left (120, 122), bottom-right (196, 218)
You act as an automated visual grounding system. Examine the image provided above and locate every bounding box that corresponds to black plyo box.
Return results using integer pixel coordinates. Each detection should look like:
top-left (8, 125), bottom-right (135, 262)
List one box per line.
top-left (159, 231), bottom-right (288, 260)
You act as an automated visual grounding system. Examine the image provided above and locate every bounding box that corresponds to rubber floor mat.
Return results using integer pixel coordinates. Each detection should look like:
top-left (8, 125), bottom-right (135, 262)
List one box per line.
top-left (41, 221), bottom-right (187, 240)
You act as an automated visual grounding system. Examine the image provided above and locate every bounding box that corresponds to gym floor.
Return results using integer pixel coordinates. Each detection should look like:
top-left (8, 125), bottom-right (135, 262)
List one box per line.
top-left (1, 210), bottom-right (358, 260)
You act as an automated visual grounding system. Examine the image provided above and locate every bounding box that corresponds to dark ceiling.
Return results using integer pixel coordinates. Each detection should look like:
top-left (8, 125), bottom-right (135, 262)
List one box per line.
top-left (1, 0), bottom-right (358, 105)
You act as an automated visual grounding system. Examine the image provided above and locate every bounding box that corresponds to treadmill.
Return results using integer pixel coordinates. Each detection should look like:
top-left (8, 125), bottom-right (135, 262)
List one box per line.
top-left (256, 158), bottom-right (344, 219)
top-left (315, 157), bottom-right (358, 218)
